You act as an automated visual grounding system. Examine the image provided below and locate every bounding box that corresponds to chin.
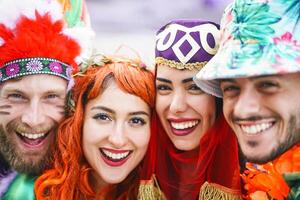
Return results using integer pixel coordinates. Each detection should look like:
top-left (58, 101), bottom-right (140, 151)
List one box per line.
top-left (104, 176), bottom-right (127, 184)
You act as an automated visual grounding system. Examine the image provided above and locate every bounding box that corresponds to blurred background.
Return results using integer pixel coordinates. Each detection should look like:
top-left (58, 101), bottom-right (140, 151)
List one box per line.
top-left (86, 0), bottom-right (232, 66)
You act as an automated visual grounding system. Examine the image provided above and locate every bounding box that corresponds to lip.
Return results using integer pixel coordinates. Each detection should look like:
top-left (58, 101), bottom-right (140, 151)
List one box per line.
top-left (236, 120), bottom-right (276, 139)
top-left (100, 148), bottom-right (132, 167)
top-left (168, 118), bottom-right (199, 136)
top-left (235, 118), bottom-right (276, 126)
top-left (15, 130), bottom-right (50, 151)
top-left (168, 118), bottom-right (198, 123)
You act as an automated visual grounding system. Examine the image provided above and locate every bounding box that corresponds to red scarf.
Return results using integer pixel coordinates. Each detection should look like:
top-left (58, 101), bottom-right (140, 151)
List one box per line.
top-left (155, 114), bottom-right (241, 199)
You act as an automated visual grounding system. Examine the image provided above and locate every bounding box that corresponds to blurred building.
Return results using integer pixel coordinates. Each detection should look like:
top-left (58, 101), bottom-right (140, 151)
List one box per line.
top-left (86, 0), bottom-right (232, 65)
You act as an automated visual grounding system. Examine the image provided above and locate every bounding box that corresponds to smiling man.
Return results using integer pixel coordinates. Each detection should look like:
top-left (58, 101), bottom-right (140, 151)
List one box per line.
top-left (194, 0), bottom-right (300, 199)
top-left (0, 0), bottom-right (93, 199)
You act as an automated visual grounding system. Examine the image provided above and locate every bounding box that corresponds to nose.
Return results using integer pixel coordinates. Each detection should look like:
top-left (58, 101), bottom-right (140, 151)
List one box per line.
top-left (108, 122), bottom-right (128, 148)
top-left (169, 90), bottom-right (187, 114)
top-left (21, 99), bottom-right (47, 128)
top-left (233, 87), bottom-right (262, 119)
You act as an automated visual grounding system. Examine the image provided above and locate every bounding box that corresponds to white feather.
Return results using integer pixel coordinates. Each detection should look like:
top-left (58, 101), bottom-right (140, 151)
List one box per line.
top-left (63, 26), bottom-right (96, 64)
top-left (0, 0), bottom-right (63, 30)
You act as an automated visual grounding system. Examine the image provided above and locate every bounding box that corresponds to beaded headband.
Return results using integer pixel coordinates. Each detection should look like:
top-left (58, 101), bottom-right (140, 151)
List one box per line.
top-left (0, 58), bottom-right (72, 82)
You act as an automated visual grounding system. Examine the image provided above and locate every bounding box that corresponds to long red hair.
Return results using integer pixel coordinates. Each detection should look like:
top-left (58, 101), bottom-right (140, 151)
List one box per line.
top-left (34, 55), bottom-right (155, 200)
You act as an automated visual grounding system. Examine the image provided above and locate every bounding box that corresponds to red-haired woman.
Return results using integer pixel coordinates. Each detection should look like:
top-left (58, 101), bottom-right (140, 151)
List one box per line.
top-left (154, 19), bottom-right (242, 199)
top-left (34, 54), bottom-right (159, 200)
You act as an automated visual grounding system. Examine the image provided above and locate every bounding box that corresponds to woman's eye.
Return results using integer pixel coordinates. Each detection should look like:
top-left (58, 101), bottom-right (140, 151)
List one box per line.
top-left (156, 84), bottom-right (172, 95)
top-left (156, 84), bottom-right (171, 91)
top-left (188, 84), bottom-right (203, 94)
top-left (129, 117), bottom-right (146, 126)
top-left (93, 113), bottom-right (111, 121)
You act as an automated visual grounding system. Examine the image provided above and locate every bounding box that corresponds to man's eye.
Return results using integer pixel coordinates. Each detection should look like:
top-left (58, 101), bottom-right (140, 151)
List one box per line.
top-left (46, 94), bottom-right (59, 99)
top-left (221, 84), bottom-right (240, 97)
top-left (258, 81), bottom-right (279, 90)
top-left (129, 117), bottom-right (146, 126)
top-left (7, 93), bottom-right (26, 101)
top-left (93, 113), bottom-right (111, 121)
top-left (222, 86), bottom-right (239, 92)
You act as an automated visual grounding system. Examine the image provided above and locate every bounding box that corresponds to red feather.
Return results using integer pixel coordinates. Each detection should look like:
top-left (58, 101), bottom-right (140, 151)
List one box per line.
top-left (0, 11), bottom-right (80, 70)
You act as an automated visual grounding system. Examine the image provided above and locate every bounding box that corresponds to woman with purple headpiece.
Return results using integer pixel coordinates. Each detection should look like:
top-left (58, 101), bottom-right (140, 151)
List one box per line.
top-left (153, 19), bottom-right (242, 199)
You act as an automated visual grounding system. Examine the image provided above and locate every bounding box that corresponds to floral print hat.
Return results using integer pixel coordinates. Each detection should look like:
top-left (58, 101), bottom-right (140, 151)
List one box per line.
top-left (194, 0), bottom-right (300, 98)
top-left (0, 0), bottom-right (94, 87)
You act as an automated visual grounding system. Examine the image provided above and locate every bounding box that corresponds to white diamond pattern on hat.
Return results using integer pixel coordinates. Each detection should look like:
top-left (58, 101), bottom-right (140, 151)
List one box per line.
top-left (156, 23), bottom-right (220, 64)
top-left (172, 32), bottom-right (200, 64)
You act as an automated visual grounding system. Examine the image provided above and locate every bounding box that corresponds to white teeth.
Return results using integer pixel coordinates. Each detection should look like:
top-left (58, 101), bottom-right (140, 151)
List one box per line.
top-left (19, 132), bottom-right (46, 139)
top-left (171, 120), bottom-right (199, 130)
top-left (241, 122), bottom-right (273, 134)
top-left (102, 149), bottom-right (130, 160)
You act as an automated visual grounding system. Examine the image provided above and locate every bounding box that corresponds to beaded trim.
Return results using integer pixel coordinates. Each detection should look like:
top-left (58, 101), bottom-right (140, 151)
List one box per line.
top-left (0, 57), bottom-right (72, 82)
top-left (155, 57), bottom-right (207, 71)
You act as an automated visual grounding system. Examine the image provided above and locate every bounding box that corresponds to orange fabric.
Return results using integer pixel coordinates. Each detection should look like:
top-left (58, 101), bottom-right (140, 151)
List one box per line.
top-left (242, 144), bottom-right (300, 200)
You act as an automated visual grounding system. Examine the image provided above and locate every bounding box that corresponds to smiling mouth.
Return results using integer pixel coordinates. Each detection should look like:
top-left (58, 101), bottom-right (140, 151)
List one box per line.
top-left (100, 148), bottom-right (132, 167)
top-left (169, 120), bottom-right (200, 136)
top-left (170, 120), bottom-right (199, 130)
top-left (16, 131), bottom-right (49, 146)
top-left (239, 121), bottom-right (276, 135)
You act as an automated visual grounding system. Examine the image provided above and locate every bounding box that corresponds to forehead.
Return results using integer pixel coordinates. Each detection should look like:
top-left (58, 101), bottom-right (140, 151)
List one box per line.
top-left (0, 74), bottom-right (67, 94)
top-left (221, 75), bottom-right (284, 83)
top-left (221, 73), bottom-right (300, 88)
top-left (156, 64), bottom-right (198, 81)
top-left (87, 80), bottom-right (149, 112)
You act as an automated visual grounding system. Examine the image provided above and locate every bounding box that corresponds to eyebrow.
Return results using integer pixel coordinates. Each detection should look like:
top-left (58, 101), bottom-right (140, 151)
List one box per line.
top-left (182, 77), bottom-right (193, 84)
top-left (156, 77), bottom-right (194, 84)
top-left (129, 111), bottom-right (149, 117)
top-left (44, 90), bottom-right (66, 96)
top-left (220, 79), bottom-right (236, 83)
top-left (156, 77), bottom-right (171, 83)
top-left (91, 106), bottom-right (149, 117)
top-left (250, 75), bottom-right (280, 80)
top-left (91, 106), bottom-right (115, 114)
top-left (2, 88), bottom-right (66, 95)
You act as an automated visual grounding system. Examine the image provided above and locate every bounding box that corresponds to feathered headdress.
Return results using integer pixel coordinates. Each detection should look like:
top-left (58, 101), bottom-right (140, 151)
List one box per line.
top-left (0, 0), bottom-right (94, 83)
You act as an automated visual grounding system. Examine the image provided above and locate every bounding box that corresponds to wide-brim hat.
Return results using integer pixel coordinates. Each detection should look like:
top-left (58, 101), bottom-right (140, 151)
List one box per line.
top-left (194, 0), bottom-right (300, 98)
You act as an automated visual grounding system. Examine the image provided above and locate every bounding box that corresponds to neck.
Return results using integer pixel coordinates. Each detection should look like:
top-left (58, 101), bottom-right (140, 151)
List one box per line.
top-left (90, 171), bottom-right (109, 194)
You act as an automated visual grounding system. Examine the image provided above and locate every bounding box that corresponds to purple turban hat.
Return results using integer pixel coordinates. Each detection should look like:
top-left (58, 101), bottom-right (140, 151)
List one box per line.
top-left (155, 19), bottom-right (220, 70)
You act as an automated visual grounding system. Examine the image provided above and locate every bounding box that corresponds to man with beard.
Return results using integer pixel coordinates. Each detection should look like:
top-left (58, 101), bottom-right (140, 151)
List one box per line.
top-left (0, 0), bottom-right (93, 199)
top-left (194, 0), bottom-right (300, 199)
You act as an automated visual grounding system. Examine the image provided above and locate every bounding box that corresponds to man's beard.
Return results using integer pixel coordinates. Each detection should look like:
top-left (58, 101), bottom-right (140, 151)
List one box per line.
top-left (244, 113), bottom-right (300, 164)
top-left (0, 120), bottom-right (57, 175)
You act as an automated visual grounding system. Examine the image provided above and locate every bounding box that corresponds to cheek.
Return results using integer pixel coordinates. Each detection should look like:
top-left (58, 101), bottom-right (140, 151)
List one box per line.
top-left (155, 96), bottom-right (169, 119)
top-left (42, 104), bottom-right (65, 123)
top-left (82, 119), bottom-right (105, 145)
top-left (131, 128), bottom-right (151, 152)
top-left (222, 99), bottom-right (234, 122)
top-left (191, 95), bottom-right (216, 123)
